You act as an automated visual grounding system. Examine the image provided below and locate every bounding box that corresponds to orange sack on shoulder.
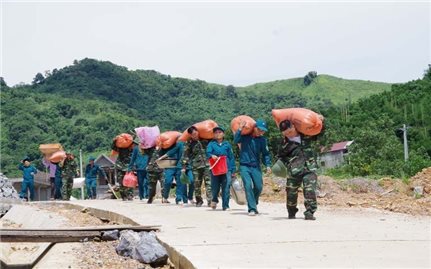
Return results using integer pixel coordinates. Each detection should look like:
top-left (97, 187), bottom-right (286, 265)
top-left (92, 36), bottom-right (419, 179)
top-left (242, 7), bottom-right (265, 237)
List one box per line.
top-left (230, 115), bottom-right (256, 135)
top-left (157, 131), bottom-right (182, 149)
top-left (49, 151), bottom-right (66, 163)
top-left (271, 108), bottom-right (323, 136)
top-left (115, 133), bottom-right (133, 148)
top-left (179, 120), bottom-right (218, 141)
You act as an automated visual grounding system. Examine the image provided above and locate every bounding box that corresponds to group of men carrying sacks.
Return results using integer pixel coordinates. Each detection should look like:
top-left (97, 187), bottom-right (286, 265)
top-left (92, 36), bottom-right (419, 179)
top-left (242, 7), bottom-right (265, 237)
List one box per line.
top-left (33, 107), bottom-right (322, 220)
top-left (111, 107), bottom-right (323, 220)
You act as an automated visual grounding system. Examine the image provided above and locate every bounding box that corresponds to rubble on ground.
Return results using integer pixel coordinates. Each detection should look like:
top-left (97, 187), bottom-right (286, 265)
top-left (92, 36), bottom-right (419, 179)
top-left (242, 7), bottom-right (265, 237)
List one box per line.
top-left (0, 173), bottom-right (21, 217)
top-left (116, 230), bottom-right (169, 267)
top-left (261, 169), bottom-right (431, 216)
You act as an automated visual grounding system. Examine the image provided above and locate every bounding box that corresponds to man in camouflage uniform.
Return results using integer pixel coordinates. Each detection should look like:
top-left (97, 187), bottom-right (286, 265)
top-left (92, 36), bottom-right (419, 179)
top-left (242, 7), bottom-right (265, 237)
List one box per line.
top-left (60, 153), bottom-right (79, 200)
top-left (146, 146), bottom-right (164, 204)
top-left (277, 120), bottom-right (318, 220)
top-left (112, 139), bottom-right (134, 200)
top-left (182, 126), bottom-right (212, 207)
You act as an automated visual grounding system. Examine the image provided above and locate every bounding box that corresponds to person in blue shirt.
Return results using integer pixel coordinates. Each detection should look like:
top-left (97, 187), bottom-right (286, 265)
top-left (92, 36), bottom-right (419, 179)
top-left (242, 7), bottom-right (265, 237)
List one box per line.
top-left (234, 119), bottom-right (272, 216)
top-left (85, 156), bottom-right (106, 199)
top-left (128, 143), bottom-right (151, 200)
top-left (206, 126), bottom-right (236, 211)
top-left (158, 140), bottom-right (187, 204)
top-left (18, 156), bottom-right (37, 201)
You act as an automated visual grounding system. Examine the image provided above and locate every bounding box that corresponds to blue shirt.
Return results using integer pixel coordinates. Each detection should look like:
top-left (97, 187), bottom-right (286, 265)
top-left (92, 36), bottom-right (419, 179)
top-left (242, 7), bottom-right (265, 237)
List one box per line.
top-left (233, 130), bottom-right (271, 169)
top-left (206, 140), bottom-right (236, 173)
top-left (18, 164), bottom-right (37, 181)
top-left (163, 141), bottom-right (185, 169)
top-left (85, 164), bottom-right (106, 179)
top-left (128, 145), bottom-right (150, 171)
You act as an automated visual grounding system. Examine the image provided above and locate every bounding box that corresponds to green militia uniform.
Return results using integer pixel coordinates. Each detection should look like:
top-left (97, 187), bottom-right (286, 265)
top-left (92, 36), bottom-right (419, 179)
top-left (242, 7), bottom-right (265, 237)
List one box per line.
top-left (60, 158), bottom-right (78, 200)
top-left (277, 136), bottom-right (319, 218)
top-left (112, 141), bottom-right (134, 200)
top-left (182, 139), bottom-right (212, 206)
top-left (146, 147), bottom-right (164, 203)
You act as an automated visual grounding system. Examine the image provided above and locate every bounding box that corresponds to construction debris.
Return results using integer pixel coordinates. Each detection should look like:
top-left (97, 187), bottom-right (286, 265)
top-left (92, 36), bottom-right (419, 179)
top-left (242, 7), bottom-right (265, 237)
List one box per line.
top-left (0, 173), bottom-right (21, 217)
top-left (116, 230), bottom-right (169, 267)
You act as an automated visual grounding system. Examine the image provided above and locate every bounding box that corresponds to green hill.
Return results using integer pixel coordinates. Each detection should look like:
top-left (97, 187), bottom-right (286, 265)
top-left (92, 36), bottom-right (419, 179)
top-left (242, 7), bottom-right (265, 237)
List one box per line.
top-left (240, 74), bottom-right (391, 105)
top-left (1, 58), bottom-right (429, 178)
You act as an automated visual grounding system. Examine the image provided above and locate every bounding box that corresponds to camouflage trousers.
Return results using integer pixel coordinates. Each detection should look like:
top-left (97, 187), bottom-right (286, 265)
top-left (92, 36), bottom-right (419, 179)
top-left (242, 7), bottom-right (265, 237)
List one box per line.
top-left (147, 171), bottom-right (164, 200)
top-left (193, 168), bottom-right (212, 203)
top-left (286, 172), bottom-right (318, 216)
top-left (117, 169), bottom-right (134, 199)
top-left (61, 176), bottom-right (73, 201)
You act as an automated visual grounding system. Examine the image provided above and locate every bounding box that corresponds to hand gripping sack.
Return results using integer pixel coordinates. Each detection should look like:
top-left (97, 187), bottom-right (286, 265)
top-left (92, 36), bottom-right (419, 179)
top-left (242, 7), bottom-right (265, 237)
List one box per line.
top-left (272, 108), bottom-right (323, 136)
top-left (230, 115), bottom-right (256, 135)
top-left (123, 172), bottom-right (138, 188)
top-left (178, 120), bottom-right (218, 141)
top-left (157, 131), bottom-right (182, 149)
top-left (135, 126), bottom-right (160, 149)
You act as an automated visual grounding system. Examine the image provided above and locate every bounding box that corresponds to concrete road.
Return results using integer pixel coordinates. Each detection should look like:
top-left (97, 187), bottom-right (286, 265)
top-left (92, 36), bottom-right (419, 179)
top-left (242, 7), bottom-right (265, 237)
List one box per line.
top-left (69, 199), bottom-right (430, 268)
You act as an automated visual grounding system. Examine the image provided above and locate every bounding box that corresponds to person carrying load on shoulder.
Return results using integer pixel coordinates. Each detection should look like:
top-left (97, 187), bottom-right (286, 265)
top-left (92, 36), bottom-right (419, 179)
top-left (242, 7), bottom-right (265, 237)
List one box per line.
top-left (158, 140), bottom-right (187, 204)
top-left (112, 134), bottom-right (135, 201)
top-left (206, 126), bottom-right (236, 211)
top-left (128, 143), bottom-right (151, 200)
top-left (60, 153), bottom-right (79, 201)
top-left (182, 126), bottom-right (212, 207)
top-left (277, 120), bottom-right (320, 220)
top-left (146, 146), bottom-right (164, 204)
top-left (234, 119), bottom-right (272, 216)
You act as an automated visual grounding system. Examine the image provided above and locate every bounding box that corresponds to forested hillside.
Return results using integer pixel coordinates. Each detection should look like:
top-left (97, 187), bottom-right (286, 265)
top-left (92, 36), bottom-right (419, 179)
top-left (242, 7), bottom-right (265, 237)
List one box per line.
top-left (1, 59), bottom-right (429, 178)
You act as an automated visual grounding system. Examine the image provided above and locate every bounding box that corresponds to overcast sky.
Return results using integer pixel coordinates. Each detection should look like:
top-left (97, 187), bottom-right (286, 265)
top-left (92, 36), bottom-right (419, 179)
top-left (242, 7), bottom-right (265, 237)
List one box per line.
top-left (2, 1), bottom-right (430, 87)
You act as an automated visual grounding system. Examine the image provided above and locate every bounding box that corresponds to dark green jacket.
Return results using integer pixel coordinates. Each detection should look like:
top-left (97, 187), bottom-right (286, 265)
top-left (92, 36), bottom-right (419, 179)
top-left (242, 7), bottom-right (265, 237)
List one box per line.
top-left (182, 139), bottom-right (209, 170)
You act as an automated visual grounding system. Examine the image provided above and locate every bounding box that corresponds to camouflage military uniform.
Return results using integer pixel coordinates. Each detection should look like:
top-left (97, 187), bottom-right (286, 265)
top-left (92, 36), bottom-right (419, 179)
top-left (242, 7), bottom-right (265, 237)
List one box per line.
top-left (182, 139), bottom-right (212, 205)
top-left (112, 141), bottom-right (134, 200)
top-left (146, 147), bottom-right (164, 202)
top-left (278, 136), bottom-right (318, 217)
top-left (60, 157), bottom-right (78, 200)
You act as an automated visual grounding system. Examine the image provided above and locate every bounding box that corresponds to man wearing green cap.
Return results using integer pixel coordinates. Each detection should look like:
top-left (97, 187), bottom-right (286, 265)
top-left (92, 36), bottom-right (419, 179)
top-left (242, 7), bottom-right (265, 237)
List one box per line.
top-left (85, 156), bottom-right (106, 199)
top-left (234, 119), bottom-right (272, 216)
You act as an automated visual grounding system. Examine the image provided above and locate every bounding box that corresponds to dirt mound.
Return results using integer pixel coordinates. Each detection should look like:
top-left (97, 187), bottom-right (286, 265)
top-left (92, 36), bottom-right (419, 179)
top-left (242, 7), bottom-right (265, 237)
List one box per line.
top-left (261, 175), bottom-right (431, 216)
top-left (409, 167), bottom-right (431, 196)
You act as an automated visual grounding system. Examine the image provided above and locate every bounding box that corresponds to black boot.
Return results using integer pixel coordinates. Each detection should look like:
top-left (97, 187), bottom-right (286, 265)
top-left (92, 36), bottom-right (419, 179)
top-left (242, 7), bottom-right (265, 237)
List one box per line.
top-left (147, 196), bottom-right (154, 204)
top-left (304, 214), bottom-right (316, 220)
top-left (288, 207), bottom-right (298, 219)
top-left (195, 197), bottom-right (203, 207)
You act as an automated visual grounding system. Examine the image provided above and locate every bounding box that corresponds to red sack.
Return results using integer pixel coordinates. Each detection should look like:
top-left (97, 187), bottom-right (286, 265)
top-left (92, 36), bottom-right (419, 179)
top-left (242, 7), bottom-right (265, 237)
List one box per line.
top-left (272, 108), bottom-right (323, 136)
top-left (157, 131), bottom-right (182, 149)
top-left (115, 133), bottom-right (133, 148)
top-left (123, 172), bottom-right (138, 188)
top-left (178, 120), bottom-right (218, 141)
top-left (230, 115), bottom-right (256, 135)
top-left (49, 151), bottom-right (66, 163)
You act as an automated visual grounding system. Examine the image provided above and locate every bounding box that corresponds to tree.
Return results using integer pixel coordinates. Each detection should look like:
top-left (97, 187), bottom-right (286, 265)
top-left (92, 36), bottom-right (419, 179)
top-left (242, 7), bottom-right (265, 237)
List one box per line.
top-left (0, 77), bottom-right (7, 88)
top-left (304, 71), bottom-right (318, 86)
top-left (226, 85), bottom-right (238, 98)
top-left (32, 72), bottom-right (45, 85)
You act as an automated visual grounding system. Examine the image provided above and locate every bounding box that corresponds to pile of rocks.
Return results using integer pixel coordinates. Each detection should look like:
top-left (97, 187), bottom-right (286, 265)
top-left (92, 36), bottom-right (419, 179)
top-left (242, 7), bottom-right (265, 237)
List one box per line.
top-left (0, 173), bottom-right (20, 199)
top-left (0, 173), bottom-right (21, 217)
top-left (116, 230), bottom-right (169, 267)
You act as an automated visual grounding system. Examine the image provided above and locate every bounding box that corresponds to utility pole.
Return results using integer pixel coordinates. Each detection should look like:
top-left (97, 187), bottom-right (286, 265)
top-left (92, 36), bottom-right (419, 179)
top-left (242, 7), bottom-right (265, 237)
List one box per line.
top-left (402, 124), bottom-right (409, 162)
top-left (79, 149), bottom-right (84, 199)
